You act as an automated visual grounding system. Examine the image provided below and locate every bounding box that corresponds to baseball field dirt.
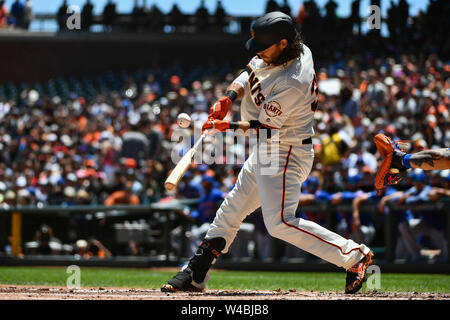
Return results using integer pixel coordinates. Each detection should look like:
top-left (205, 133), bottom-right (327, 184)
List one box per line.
top-left (1, 285), bottom-right (449, 300)
top-left (1, 267), bottom-right (449, 300)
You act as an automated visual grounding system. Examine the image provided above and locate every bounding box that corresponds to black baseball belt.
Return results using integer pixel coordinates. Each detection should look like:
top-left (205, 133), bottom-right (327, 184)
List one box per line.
top-left (301, 137), bottom-right (312, 145)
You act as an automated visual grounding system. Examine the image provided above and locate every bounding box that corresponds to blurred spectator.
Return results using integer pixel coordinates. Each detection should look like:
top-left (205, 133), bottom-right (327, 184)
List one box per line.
top-left (345, 144), bottom-right (377, 177)
top-left (130, 0), bottom-right (147, 32)
top-left (62, 186), bottom-right (77, 206)
top-left (397, 0), bottom-right (409, 39)
top-left (76, 189), bottom-right (91, 204)
top-left (350, 0), bottom-right (360, 35)
top-left (213, 0), bottom-right (227, 32)
top-left (141, 0), bottom-right (151, 30)
top-left (104, 179), bottom-right (140, 205)
top-left (195, 0), bottom-right (209, 32)
top-left (252, 209), bottom-right (271, 261)
top-left (120, 122), bottom-right (150, 164)
top-left (401, 170), bottom-right (448, 261)
top-left (331, 173), bottom-right (365, 240)
top-left (149, 3), bottom-right (164, 32)
top-left (168, 3), bottom-right (184, 32)
top-left (25, 224), bottom-right (63, 255)
top-left (340, 83), bottom-right (360, 121)
top-left (141, 162), bottom-right (161, 203)
top-left (178, 170), bottom-right (202, 199)
top-left (10, 0), bottom-right (24, 28)
top-left (81, 0), bottom-right (94, 32)
top-left (102, 0), bottom-right (117, 32)
top-left (140, 118), bottom-right (163, 161)
top-left (0, 1), bottom-right (7, 29)
top-left (351, 186), bottom-right (396, 245)
top-left (190, 175), bottom-right (223, 225)
top-left (298, 175), bottom-right (330, 228)
top-left (23, 0), bottom-right (32, 29)
top-left (74, 238), bottom-right (112, 259)
top-left (56, 0), bottom-right (68, 31)
top-left (387, 0), bottom-right (398, 41)
top-left (188, 175), bottom-right (224, 255)
top-left (388, 169), bottom-right (448, 262)
top-left (265, 0), bottom-right (279, 13)
top-left (320, 122), bottom-right (352, 166)
top-left (16, 188), bottom-right (32, 205)
top-left (280, 0), bottom-right (292, 17)
top-left (323, 0), bottom-right (338, 38)
top-left (2, 190), bottom-right (16, 208)
top-left (296, 0), bottom-right (321, 40)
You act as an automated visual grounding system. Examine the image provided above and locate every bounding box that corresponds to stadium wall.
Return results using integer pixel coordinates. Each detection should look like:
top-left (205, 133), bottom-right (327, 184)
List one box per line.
top-left (0, 32), bottom-right (251, 84)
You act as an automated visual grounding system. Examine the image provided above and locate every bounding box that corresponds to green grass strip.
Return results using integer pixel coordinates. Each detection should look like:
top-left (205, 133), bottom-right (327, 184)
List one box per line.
top-left (0, 267), bottom-right (448, 293)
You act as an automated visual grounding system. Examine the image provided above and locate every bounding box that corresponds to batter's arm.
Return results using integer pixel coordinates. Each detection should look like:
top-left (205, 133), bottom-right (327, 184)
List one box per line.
top-left (229, 67), bottom-right (250, 100)
top-left (226, 82), bottom-right (245, 101)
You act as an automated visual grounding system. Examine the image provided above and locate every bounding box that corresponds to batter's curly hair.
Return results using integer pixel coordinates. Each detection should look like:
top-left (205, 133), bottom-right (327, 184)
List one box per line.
top-left (272, 33), bottom-right (304, 66)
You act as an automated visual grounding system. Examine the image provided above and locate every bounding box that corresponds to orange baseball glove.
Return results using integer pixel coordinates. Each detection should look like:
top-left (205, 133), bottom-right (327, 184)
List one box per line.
top-left (373, 133), bottom-right (409, 195)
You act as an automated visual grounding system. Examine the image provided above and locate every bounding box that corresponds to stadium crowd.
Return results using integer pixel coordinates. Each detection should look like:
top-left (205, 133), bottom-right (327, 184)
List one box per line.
top-left (0, 0), bottom-right (448, 262)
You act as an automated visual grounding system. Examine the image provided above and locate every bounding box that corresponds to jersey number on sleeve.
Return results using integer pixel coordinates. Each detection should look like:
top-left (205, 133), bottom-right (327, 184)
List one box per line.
top-left (310, 72), bottom-right (319, 112)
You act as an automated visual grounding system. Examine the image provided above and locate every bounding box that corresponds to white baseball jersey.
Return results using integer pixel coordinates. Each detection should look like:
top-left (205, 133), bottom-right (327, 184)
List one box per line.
top-left (234, 44), bottom-right (318, 145)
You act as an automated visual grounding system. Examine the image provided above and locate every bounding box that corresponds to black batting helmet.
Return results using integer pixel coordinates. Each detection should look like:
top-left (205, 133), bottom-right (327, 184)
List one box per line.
top-left (245, 11), bottom-right (297, 54)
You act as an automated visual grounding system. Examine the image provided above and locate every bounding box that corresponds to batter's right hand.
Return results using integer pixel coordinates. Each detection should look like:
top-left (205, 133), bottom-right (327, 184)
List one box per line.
top-left (209, 96), bottom-right (232, 120)
top-left (202, 119), bottom-right (230, 133)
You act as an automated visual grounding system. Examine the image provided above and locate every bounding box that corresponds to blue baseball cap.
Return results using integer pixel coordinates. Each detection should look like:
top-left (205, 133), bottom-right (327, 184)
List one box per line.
top-left (305, 176), bottom-right (319, 189)
top-left (410, 169), bottom-right (426, 182)
top-left (202, 175), bottom-right (215, 184)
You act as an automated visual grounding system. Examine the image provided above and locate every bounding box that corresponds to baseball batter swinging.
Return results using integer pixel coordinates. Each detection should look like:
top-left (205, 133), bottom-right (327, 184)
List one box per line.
top-left (161, 11), bottom-right (373, 294)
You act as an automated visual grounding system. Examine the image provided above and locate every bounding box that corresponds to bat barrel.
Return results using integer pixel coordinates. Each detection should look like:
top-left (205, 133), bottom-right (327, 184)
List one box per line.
top-left (164, 181), bottom-right (176, 191)
top-left (164, 132), bottom-right (207, 191)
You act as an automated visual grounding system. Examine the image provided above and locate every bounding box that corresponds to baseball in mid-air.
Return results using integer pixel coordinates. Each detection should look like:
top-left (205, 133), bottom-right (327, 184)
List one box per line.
top-left (177, 113), bottom-right (191, 128)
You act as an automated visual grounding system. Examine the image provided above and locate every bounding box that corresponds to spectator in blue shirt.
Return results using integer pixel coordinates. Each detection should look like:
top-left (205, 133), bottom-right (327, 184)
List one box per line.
top-left (187, 175), bottom-right (224, 256)
top-left (298, 175), bottom-right (330, 227)
top-left (177, 170), bottom-right (202, 199)
top-left (389, 169), bottom-right (448, 262)
top-left (10, 0), bottom-right (24, 28)
top-left (352, 185), bottom-right (397, 245)
top-left (190, 175), bottom-right (224, 224)
top-left (331, 172), bottom-right (365, 239)
top-left (403, 170), bottom-right (448, 261)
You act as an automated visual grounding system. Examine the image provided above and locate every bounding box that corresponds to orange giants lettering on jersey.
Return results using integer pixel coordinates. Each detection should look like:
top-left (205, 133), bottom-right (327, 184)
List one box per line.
top-left (248, 71), bottom-right (266, 106)
top-left (263, 101), bottom-right (282, 117)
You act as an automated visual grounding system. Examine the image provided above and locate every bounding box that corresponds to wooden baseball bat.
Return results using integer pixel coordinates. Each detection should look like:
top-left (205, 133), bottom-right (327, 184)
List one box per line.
top-left (164, 131), bottom-right (208, 191)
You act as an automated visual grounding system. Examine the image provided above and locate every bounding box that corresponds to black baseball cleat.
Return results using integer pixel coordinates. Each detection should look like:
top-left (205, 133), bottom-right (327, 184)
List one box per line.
top-left (345, 252), bottom-right (373, 294)
top-left (161, 238), bottom-right (225, 293)
top-left (161, 267), bottom-right (205, 293)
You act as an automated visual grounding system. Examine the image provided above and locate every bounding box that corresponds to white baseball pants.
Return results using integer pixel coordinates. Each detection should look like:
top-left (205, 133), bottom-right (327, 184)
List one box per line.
top-left (206, 143), bottom-right (371, 270)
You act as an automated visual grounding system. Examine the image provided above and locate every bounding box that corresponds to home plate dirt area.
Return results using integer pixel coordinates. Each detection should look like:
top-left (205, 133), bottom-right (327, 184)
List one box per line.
top-left (0, 285), bottom-right (448, 300)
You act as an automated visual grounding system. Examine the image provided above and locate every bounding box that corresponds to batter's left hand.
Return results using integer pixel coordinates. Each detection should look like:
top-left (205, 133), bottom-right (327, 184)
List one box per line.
top-left (209, 96), bottom-right (232, 120)
top-left (202, 119), bottom-right (230, 133)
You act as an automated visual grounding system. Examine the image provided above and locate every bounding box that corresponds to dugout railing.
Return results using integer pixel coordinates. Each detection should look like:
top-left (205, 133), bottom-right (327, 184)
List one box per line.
top-left (0, 199), bottom-right (449, 267)
top-left (0, 199), bottom-right (198, 265)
